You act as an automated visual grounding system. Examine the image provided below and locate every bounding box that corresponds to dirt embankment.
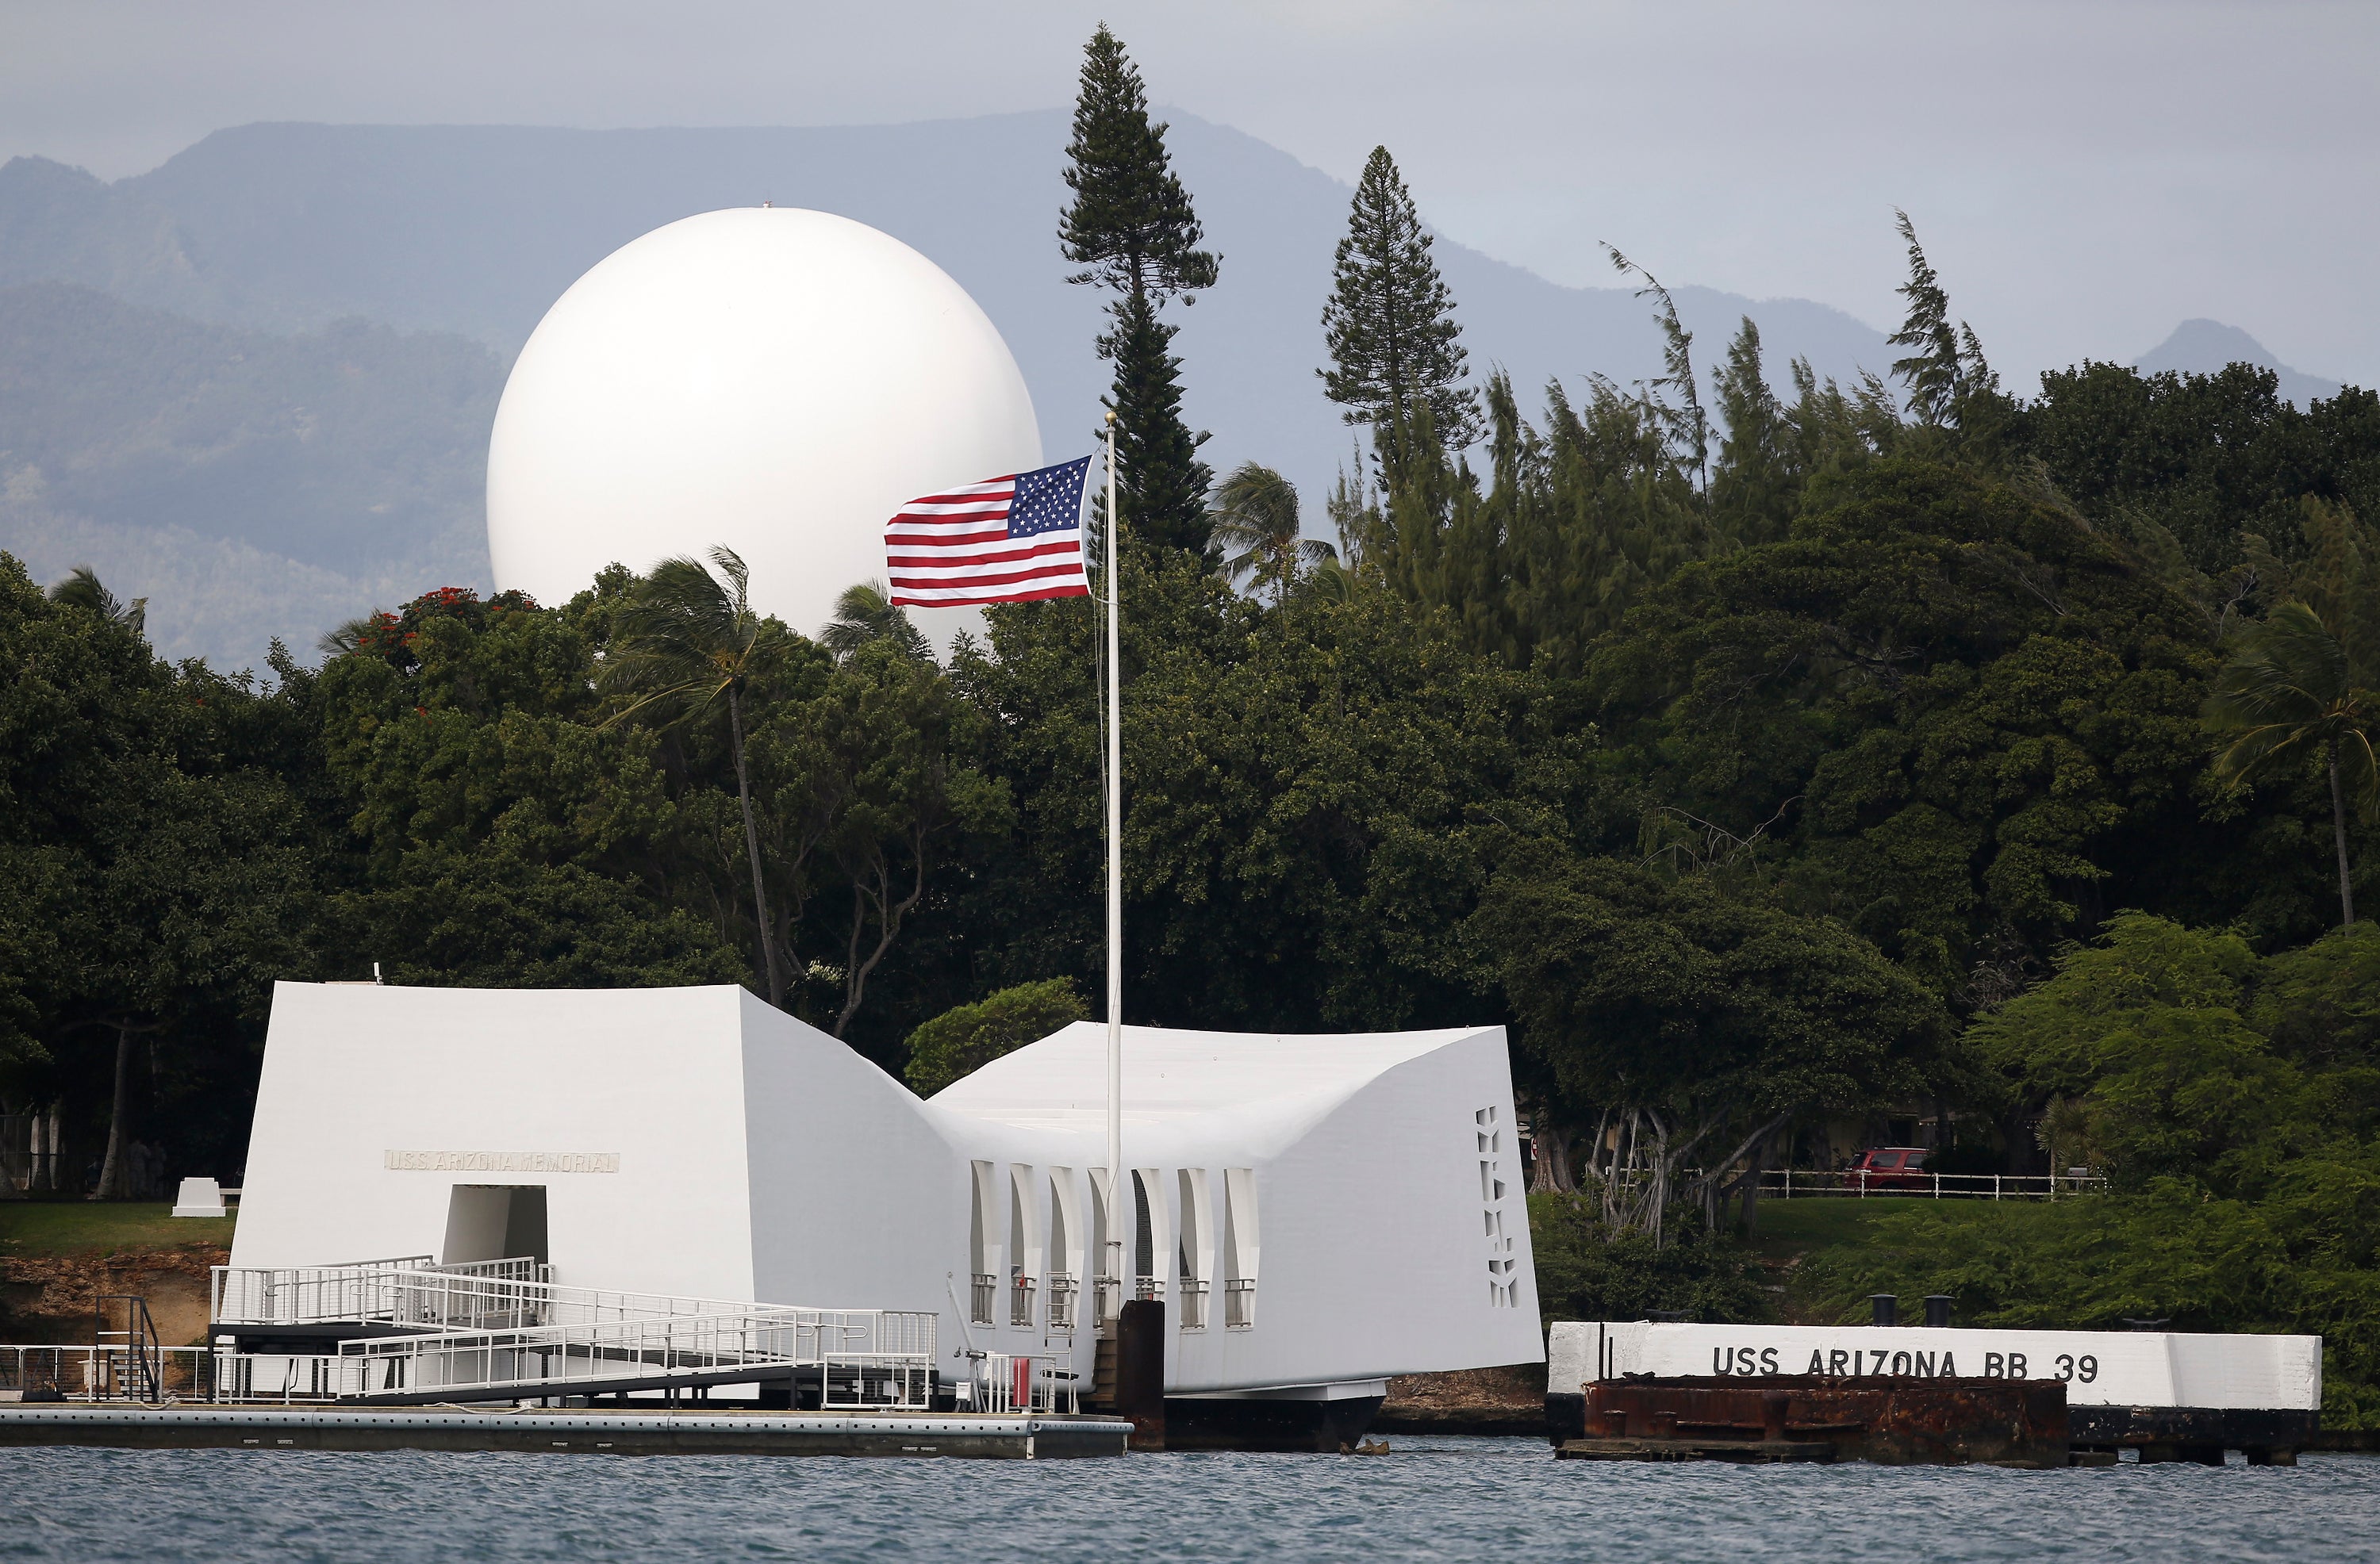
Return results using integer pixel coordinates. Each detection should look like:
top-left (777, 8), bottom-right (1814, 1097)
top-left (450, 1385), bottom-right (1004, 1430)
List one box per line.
top-left (1373, 1363), bottom-right (1545, 1435)
top-left (0, 1248), bottom-right (226, 1347)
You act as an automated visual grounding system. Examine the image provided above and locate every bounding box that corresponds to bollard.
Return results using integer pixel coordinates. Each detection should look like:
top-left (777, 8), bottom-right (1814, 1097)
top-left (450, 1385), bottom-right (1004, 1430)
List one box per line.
top-left (1924, 1294), bottom-right (1953, 1328)
top-left (1870, 1294), bottom-right (1898, 1328)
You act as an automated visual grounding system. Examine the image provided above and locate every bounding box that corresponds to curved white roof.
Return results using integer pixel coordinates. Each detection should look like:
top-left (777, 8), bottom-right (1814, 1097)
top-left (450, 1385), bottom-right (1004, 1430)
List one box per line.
top-left (928, 1021), bottom-right (1496, 1136)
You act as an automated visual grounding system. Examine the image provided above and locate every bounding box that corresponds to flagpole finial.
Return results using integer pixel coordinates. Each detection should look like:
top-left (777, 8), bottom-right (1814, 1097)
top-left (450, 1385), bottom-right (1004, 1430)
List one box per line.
top-left (1105, 409), bottom-right (1116, 427)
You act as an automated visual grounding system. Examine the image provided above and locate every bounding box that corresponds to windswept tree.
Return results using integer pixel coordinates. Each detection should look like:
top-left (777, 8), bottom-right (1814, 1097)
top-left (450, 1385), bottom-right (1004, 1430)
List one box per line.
top-left (1059, 25), bottom-right (1219, 558)
top-left (1321, 146), bottom-right (1479, 478)
top-left (1604, 246), bottom-right (1708, 492)
top-left (1208, 462), bottom-right (1334, 604)
top-left (1887, 209), bottom-right (2000, 436)
top-left (48, 565), bottom-right (147, 638)
top-left (2205, 600), bottom-right (2378, 927)
top-left (822, 581), bottom-right (931, 663)
top-left (601, 547), bottom-right (796, 1006)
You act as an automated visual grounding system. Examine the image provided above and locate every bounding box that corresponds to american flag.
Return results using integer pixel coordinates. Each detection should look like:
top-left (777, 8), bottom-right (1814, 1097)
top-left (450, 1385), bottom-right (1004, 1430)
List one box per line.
top-left (884, 455), bottom-right (1096, 607)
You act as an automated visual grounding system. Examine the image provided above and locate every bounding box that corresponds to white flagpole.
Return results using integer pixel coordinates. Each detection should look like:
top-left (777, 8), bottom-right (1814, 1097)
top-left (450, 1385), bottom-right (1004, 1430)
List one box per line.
top-left (1103, 411), bottom-right (1127, 1321)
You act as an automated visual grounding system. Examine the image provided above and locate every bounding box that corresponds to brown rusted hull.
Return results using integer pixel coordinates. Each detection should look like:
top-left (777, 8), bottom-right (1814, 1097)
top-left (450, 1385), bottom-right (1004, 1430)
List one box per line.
top-left (1560, 1376), bottom-right (2069, 1468)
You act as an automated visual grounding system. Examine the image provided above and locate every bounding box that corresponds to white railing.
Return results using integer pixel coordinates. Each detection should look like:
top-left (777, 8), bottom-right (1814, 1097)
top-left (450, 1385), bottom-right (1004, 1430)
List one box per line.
top-left (979, 1352), bottom-right (1073, 1414)
top-left (1761, 1168), bottom-right (2107, 1200)
top-left (196, 1258), bottom-right (936, 1407)
top-left (1046, 1275), bottom-right (1078, 1334)
top-left (209, 1255), bottom-right (552, 1327)
top-left (1092, 1277), bottom-right (1120, 1325)
top-left (332, 1306), bottom-right (935, 1407)
top-left (1134, 1275), bottom-right (1165, 1304)
top-left (970, 1273), bottom-right (996, 1326)
top-left (7, 1310), bottom-right (937, 1410)
top-left (1223, 1278), bottom-right (1256, 1329)
top-left (213, 1260), bottom-right (812, 1337)
top-left (1178, 1278), bottom-right (1208, 1330)
top-left (1009, 1275), bottom-right (1036, 1328)
top-left (2, 1343), bottom-right (225, 1402)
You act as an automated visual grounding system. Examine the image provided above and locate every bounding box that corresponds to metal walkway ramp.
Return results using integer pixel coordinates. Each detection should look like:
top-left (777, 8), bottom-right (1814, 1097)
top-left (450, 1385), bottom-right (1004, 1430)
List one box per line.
top-left (209, 1258), bottom-right (935, 1407)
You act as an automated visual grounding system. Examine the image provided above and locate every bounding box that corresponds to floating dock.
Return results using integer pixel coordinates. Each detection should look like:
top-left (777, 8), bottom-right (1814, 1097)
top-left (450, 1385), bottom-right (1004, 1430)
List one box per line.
top-left (0, 1405), bottom-right (1131, 1459)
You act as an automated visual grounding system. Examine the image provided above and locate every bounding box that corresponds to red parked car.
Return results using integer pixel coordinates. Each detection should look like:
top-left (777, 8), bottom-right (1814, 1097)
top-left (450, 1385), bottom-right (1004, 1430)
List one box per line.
top-left (1851, 1147), bottom-right (1932, 1190)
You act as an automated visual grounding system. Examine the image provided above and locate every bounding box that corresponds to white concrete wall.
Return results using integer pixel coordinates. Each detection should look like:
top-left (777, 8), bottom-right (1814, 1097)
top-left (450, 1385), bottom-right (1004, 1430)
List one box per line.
top-left (1161, 1027), bottom-right (1541, 1392)
top-left (236, 986), bottom-right (1546, 1396)
top-left (739, 991), bottom-right (977, 1352)
top-left (232, 983), bottom-right (758, 1301)
top-left (1549, 1321), bottom-right (2321, 1410)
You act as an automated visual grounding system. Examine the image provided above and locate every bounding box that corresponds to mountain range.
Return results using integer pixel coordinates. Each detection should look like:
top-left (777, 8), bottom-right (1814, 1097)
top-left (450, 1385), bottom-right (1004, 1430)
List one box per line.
top-left (0, 113), bottom-right (2347, 668)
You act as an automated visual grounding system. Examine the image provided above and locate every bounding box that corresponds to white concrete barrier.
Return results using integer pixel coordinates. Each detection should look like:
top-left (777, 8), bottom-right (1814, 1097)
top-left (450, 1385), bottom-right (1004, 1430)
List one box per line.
top-left (171, 1177), bottom-right (227, 1219)
top-left (1550, 1321), bottom-right (2319, 1410)
top-left (1546, 1320), bottom-right (2323, 1455)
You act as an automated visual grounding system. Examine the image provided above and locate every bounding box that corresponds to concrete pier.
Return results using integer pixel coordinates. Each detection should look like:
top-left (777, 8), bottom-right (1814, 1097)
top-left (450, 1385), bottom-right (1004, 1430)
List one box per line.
top-left (0, 1405), bottom-right (1131, 1458)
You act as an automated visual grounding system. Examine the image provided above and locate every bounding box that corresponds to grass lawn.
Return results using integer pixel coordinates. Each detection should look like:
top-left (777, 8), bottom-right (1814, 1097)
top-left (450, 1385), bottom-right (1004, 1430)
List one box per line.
top-left (0, 1198), bottom-right (236, 1259)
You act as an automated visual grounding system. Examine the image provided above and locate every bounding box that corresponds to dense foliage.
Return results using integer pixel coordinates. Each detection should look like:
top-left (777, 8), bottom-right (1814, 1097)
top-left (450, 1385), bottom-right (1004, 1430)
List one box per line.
top-left (1810, 916), bottom-right (2380, 1421)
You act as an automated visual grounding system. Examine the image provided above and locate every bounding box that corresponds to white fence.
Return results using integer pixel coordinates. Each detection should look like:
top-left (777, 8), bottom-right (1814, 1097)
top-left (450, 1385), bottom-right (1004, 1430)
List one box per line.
top-left (1760, 1168), bottom-right (2106, 1199)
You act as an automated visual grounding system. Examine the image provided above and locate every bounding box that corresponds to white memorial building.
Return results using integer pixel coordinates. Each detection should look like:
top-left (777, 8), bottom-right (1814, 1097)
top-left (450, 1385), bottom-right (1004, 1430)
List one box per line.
top-left (229, 982), bottom-right (1543, 1443)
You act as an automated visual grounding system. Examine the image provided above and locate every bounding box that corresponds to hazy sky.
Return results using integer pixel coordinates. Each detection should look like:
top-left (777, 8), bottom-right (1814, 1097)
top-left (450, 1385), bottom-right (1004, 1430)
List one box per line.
top-left (7, 0), bottom-right (2375, 392)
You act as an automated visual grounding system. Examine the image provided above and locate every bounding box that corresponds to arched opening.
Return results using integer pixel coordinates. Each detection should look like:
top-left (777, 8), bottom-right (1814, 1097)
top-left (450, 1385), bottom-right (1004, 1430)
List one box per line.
top-left (1223, 1168), bottom-right (1259, 1329)
top-left (1047, 1169), bottom-right (1081, 1332)
top-left (1130, 1169), bottom-right (1168, 1303)
top-left (1177, 1168), bottom-right (1211, 1329)
top-left (968, 1160), bottom-right (998, 1325)
top-left (1007, 1163), bottom-right (1041, 1327)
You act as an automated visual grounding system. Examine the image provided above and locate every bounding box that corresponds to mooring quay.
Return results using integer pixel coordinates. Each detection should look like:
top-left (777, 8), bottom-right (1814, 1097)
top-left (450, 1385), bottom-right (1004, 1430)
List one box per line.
top-left (0, 1405), bottom-right (1130, 1458)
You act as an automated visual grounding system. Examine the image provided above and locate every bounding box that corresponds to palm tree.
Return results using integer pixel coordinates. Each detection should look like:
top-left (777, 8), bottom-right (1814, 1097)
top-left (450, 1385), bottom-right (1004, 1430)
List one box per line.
top-left (48, 565), bottom-right (147, 638)
top-left (2205, 600), bottom-right (2378, 926)
top-left (1208, 462), bottom-right (1336, 604)
top-left (601, 547), bottom-right (794, 1004)
top-left (821, 581), bottom-right (931, 662)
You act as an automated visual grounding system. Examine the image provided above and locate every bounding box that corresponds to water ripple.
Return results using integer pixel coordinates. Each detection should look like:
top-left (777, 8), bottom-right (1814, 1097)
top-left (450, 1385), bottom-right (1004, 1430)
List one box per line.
top-left (1, 1437), bottom-right (2374, 1562)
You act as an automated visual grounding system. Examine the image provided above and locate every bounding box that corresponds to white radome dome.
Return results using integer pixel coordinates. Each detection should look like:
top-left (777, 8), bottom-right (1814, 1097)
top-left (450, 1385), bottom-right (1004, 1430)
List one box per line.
top-left (486, 208), bottom-right (1041, 640)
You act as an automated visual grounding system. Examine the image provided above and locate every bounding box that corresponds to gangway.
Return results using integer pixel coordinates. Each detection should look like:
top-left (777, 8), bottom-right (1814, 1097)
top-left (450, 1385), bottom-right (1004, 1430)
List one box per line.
top-left (208, 1259), bottom-right (935, 1409)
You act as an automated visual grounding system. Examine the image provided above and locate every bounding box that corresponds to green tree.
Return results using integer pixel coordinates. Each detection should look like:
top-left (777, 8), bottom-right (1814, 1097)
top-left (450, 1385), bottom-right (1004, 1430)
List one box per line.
top-left (1885, 210), bottom-right (2006, 453)
top-left (1320, 146), bottom-right (1479, 473)
top-left (1604, 247), bottom-right (1709, 493)
top-left (1815, 914), bottom-right (2380, 1423)
top-left (46, 565), bottom-right (146, 638)
top-left (1706, 317), bottom-right (1798, 546)
top-left (1058, 25), bottom-right (1219, 557)
top-left (821, 581), bottom-right (931, 663)
top-left (1207, 462), bottom-right (1333, 604)
top-left (1472, 842), bottom-right (1946, 1240)
top-left (1583, 459), bottom-right (2220, 990)
top-left (903, 978), bottom-right (1088, 1096)
top-left (762, 638), bottom-right (1012, 1037)
top-left (2205, 600), bottom-right (2378, 926)
top-left (6, 558), bottom-right (317, 1197)
top-left (600, 548), bottom-right (798, 1006)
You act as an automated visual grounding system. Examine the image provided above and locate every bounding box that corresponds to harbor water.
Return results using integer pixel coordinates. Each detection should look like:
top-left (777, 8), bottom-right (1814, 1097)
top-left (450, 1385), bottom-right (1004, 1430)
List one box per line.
top-left (4, 1435), bottom-right (2375, 1561)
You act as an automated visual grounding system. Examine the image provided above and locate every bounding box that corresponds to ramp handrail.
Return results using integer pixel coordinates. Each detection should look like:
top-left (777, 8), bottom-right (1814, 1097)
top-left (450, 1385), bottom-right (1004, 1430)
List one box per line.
top-left (332, 1306), bottom-right (936, 1405)
top-left (213, 1259), bottom-right (789, 1332)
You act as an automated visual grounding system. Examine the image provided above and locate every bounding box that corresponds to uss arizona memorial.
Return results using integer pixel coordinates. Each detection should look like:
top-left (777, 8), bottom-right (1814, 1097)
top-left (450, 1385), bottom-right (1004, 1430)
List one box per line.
top-left (228, 981), bottom-right (1544, 1443)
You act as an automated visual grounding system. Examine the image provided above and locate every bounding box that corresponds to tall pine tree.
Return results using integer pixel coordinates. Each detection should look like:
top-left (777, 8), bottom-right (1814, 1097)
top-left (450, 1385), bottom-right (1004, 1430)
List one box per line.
top-left (1320, 146), bottom-right (1480, 482)
top-left (1059, 25), bottom-right (1219, 558)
